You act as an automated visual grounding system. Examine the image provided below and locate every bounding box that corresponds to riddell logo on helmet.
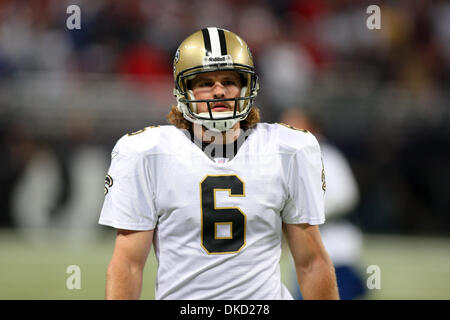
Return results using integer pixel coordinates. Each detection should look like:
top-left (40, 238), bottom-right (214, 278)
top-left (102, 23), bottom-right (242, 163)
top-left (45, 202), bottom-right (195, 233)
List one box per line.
top-left (208, 56), bottom-right (226, 62)
top-left (203, 55), bottom-right (233, 66)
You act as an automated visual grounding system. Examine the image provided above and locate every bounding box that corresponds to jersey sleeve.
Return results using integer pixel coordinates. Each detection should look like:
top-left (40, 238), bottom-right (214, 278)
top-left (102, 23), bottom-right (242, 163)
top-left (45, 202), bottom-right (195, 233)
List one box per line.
top-left (98, 136), bottom-right (157, 230)
top-left (281, 133), bottom-right (326, 225)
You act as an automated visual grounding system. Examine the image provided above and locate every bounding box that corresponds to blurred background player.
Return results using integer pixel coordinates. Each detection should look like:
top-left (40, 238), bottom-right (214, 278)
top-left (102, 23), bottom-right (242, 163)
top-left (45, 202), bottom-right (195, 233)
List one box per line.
top-left (280, 108), bottom-right (366, 300)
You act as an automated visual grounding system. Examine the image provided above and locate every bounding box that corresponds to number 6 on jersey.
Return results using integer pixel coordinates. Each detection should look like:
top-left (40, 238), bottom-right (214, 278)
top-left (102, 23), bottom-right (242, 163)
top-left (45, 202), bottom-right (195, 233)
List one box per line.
top-left (200, 175), bottom-right (246, 254)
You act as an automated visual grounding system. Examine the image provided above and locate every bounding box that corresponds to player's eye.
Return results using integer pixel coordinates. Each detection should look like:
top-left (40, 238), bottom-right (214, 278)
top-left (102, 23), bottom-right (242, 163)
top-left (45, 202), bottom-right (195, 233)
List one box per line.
top-left (197, 80), bottom-right (214, 87)
top-left (222, 80), bottom-right (238, 86)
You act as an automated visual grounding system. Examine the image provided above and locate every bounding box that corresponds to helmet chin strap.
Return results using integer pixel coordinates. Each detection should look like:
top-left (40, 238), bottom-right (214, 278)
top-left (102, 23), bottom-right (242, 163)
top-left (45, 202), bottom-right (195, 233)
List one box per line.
top-left (199, 116), bottom-right (240, 133)
top-left (180, 109), bottom-right (239, 133)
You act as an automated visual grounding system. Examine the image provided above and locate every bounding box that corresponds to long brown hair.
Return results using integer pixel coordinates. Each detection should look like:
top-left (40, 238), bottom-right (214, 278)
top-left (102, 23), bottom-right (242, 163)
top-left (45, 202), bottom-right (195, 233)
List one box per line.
top-left (166, 105), bottom-right (261, 130)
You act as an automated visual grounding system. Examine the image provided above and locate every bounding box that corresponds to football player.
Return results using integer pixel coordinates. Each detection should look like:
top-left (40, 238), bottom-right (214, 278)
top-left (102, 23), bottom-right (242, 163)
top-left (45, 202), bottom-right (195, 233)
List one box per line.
top-left (99, 27), bottom-right (339, 300)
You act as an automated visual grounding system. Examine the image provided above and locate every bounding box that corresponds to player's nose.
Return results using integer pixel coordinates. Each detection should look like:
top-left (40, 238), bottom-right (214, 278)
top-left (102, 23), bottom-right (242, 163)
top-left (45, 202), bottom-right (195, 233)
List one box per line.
top-left (212, 82), bottom-right (226, 98)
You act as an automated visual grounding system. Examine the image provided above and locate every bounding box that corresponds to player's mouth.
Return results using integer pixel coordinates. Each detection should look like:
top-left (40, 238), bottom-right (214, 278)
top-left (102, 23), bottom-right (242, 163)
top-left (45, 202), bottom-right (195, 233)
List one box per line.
top-left (211, 103), bottom-right (230, 111)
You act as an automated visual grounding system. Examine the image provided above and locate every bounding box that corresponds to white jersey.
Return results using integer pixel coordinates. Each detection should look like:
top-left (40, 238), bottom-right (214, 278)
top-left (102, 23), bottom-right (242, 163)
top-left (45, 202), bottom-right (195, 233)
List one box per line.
top-left (99, 123), bottom-right (325, 300)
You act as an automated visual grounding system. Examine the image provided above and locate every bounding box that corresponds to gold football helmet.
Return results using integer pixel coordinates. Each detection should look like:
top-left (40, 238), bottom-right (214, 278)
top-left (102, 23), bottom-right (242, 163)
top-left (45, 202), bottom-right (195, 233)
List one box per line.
top-left (173, 27), bottom-right (259, 132)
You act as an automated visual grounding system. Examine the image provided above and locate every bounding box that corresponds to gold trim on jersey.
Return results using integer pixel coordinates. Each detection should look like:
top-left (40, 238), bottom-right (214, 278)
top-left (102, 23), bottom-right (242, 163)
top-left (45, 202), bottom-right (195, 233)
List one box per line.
top-left (105, 174), bottom-right (113, 187)
top-left (127, 125), bottom-right (160, 136)
top-left (214, 222), bottom-right (233, 240)
top-left (277, 122), bottom-right (309, 133)
top-left (104, 174), bottom-right (113, 195)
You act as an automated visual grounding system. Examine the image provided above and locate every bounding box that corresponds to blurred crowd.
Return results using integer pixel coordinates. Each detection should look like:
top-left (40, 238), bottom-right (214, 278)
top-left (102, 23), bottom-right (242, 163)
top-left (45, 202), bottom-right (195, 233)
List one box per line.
top-left (0, 0), bottom-right (449, 237)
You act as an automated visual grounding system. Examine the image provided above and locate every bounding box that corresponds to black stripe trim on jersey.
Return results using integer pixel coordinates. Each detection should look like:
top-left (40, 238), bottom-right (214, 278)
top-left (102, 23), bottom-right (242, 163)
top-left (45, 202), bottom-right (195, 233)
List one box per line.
top-left (202, 28), bottom-right (212, 56)
top-left (218, 29), bottom-right (227, 55)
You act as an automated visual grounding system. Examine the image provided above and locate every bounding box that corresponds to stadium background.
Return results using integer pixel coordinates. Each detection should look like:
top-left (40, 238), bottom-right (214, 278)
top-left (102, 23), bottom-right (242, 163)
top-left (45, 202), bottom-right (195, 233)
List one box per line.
top-left (0, 0), bottom-right (448, 299)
